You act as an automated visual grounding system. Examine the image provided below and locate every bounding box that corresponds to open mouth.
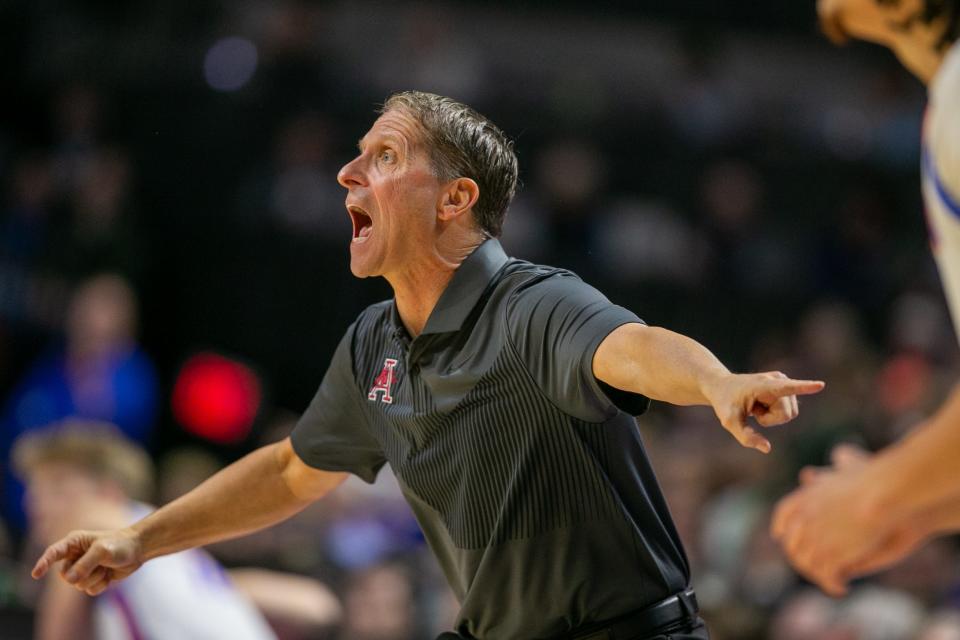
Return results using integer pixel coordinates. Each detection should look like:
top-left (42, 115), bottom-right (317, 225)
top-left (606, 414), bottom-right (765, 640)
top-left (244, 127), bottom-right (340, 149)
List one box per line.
top-left (347, 204), bottom-right (373, 243)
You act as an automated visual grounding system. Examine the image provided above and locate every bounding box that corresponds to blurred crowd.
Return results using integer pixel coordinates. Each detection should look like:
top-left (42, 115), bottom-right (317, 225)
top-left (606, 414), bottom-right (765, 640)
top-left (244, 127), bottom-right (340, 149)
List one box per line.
top-left (1, 1), bottom-right (959, 639)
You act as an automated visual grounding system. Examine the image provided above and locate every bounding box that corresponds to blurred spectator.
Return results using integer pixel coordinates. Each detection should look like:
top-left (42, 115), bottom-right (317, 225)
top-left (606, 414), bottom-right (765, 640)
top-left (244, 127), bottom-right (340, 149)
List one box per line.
top-left (47, 147), bottom-right (145, 280)
top-left (918, 611), bottom-right (960, 640)
top-left (533, 139), bottom-right (607, 273)
top-left (813, 186), bottom-right (898, 312)
top-left (593, 197), bottom-right (707, 286)
top-left (339, 562), bottom-right (416, 640)
top-left (50, 85), bottom-right (102, 195)
top-left (229, 569), bottom-right (342, 640)
top-left (1, 154), bottom-right (55, 265)
top-left (13, 421), bottom-right (277, 640)
top-left (768, 588), bottom-right (839, 640)
top-left (239, 112), bottom-right (345, 237)
top-left (698, 158), bottom-right (800, 297)
top-left (873, 538), bottom-right (960, 607)
top-left (0, 274), bottom-right (158, 532)
top-left (156, 447), bottom-right (224, 506)
top-left (0, 154), bottom-right (68, 335)
top-left (834, 586), bottom-right (925, 640)
top-left (371, 4), bottom-right (487, 103)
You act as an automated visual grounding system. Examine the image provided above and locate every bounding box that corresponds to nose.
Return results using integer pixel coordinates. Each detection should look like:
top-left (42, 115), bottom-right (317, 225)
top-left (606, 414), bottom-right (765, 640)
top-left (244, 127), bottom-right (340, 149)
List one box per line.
top-left (337, 156), bottom-right (367, 189)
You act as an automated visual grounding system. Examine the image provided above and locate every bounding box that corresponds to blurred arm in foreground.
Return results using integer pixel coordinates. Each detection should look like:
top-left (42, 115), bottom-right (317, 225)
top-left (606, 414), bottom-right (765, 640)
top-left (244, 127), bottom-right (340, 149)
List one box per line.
top-left (773, 0), bottom-right (960, 595)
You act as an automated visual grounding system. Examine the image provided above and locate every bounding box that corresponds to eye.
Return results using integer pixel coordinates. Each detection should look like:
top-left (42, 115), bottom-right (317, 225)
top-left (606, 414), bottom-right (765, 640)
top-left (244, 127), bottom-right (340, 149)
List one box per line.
top-left (378, 148), bottom-right (397, 164)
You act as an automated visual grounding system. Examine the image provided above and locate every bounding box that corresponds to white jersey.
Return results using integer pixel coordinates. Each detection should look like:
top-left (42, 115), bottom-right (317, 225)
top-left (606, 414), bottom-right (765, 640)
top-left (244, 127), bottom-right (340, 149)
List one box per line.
top-left (93, 504), bottom-right (277, 640)
top-left (924, 42), bottom-right (960, 340)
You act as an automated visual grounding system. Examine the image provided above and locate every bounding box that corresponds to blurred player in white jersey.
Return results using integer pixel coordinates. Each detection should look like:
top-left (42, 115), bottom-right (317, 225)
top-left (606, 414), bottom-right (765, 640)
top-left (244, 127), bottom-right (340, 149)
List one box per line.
top-left (15, 422), bottom-right (279, 640)
top-left (772, 0), bottom-right (960, 597)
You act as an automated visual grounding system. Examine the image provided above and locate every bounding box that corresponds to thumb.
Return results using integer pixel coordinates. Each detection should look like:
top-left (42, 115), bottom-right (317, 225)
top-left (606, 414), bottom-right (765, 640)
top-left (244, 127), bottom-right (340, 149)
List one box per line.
top-left (831, 443), bottom-right (870, 469)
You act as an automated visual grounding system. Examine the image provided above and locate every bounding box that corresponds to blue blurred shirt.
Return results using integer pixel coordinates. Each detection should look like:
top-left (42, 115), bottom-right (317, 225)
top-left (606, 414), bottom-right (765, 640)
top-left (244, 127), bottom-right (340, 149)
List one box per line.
top-left (0, 343), bottom-right (159, 531)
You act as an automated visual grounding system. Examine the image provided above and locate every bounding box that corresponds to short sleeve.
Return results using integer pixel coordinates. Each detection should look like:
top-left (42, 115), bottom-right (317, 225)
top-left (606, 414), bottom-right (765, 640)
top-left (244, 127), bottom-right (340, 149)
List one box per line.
top-left (506, 273), bottom-right (650, 422)
top-left (290, 323), bottom-right (387, 483)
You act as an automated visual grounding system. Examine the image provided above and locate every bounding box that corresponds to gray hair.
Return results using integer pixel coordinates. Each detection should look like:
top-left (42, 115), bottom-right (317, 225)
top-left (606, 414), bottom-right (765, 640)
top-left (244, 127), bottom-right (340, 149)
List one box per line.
top-left (380, 91), bottom-right (518, 237)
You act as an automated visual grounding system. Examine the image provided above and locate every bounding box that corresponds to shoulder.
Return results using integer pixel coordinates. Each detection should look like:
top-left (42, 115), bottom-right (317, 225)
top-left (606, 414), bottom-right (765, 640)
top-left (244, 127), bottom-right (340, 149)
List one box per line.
top-left (350, 300), bottom-right (393, 339)
top-left (501, 261), bottom-right (608, 313)
top-left (498, 259), bottom-right (581, 298)
top-left (355, 299), bottom-right (393, 323)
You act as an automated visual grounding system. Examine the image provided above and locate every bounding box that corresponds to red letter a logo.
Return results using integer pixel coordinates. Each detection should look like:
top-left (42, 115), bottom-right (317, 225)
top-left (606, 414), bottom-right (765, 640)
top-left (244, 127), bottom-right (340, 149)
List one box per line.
top-left (367, 358), bottom-right (399, 404)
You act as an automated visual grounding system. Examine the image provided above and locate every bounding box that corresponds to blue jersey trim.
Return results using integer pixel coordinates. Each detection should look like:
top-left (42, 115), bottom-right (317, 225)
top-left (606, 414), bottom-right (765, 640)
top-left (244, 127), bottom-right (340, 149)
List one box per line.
top-left (924, 146), bottom-right (960, 221)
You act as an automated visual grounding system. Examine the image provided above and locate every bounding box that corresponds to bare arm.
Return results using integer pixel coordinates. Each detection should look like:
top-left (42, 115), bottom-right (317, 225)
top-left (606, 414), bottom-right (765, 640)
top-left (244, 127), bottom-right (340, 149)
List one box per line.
top-left (133, 437), bottom-right (345, 560)
top-left (773, 384), bottom-right (960, 595)
top-left (32, 437), bottom-right (346, 594)
top-left (593, 323), bottom-right (825, 452)
top-left (862, 385), bottom-right (960, 524)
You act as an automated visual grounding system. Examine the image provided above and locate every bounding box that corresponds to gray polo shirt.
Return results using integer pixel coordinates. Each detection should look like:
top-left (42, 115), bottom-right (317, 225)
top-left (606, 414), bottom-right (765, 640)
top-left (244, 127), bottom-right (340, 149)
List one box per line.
top-left (291, 239), bottom-right (690, 640)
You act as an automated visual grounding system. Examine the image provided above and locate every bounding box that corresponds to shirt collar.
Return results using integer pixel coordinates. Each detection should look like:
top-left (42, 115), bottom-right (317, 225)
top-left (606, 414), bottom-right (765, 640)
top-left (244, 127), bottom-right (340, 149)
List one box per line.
top-left (392, 239), bottom-right (509, 337)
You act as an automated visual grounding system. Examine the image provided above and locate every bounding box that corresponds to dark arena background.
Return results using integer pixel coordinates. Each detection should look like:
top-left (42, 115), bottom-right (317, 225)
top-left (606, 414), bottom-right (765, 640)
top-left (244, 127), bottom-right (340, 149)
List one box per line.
top-left (0, 1), bottom-right (957, 638)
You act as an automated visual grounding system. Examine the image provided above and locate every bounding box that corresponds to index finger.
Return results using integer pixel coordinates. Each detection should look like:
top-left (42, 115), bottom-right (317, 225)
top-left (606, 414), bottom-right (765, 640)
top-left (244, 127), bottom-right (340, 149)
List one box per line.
top-left (764, 379), bottom-right (826, 398)
top-left (32, 541), bottom-right (71, 579)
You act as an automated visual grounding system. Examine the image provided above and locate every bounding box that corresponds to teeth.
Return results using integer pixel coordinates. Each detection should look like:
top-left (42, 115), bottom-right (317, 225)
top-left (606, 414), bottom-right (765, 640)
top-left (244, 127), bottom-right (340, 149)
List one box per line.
top-left (352, 223), bottom-right (372, 244)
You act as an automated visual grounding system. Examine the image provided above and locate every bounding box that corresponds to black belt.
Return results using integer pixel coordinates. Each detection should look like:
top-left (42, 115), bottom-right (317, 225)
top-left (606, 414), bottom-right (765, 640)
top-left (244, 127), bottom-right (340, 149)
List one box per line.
top-left (435, 589), bottom-right (700, 640)
top-left (565, 589), bottom-right (700, 640)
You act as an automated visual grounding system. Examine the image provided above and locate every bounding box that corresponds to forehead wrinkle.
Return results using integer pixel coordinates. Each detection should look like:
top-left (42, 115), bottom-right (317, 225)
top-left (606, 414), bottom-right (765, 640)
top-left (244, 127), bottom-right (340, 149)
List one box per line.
top-left (358, 127), bottom-right (415, 160)
top-left (377, 110), bottom-right (427, 151)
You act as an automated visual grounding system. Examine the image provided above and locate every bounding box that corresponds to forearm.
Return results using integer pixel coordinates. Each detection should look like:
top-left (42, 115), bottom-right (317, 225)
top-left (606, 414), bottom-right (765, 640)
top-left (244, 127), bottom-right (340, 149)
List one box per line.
top-left (594, 324), bottom-right (728, 405)
top-left (132, 440), bottom-right (341, 561)
top-left (913, 498), bottom-right (960, 540)
top-left (862, 385), bottom-right (960, 525)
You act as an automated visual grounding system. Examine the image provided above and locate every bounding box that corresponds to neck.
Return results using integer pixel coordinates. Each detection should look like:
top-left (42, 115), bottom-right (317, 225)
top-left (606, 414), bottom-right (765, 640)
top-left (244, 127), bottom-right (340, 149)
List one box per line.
top-left (387, 233), bottom-right (485, 337)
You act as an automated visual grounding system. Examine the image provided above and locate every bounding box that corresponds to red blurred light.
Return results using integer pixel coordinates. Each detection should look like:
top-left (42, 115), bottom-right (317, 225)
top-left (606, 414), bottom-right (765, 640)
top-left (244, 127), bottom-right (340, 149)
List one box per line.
top-left (172, 352), bottom-right (261, 444)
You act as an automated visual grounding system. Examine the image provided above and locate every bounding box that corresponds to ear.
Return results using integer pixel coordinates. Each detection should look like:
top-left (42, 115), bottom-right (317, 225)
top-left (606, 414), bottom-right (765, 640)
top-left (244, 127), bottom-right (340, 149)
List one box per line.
top-left (437, 177), bottom-right (480, 222)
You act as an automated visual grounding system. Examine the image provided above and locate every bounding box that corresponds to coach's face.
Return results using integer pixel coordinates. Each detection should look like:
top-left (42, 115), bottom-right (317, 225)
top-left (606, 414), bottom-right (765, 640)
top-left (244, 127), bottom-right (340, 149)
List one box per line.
top-left (337, 109), bottom-right (444, 279)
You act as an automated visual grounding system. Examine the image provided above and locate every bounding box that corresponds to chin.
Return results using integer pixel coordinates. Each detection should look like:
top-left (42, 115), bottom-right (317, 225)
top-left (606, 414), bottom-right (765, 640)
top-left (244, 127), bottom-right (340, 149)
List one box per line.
top-left (349, 256), bottom-right (380, 279)
top-left (349, 243), bottom-right (387, 279)
top-left (349, 265), bottom-right (372, 278)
